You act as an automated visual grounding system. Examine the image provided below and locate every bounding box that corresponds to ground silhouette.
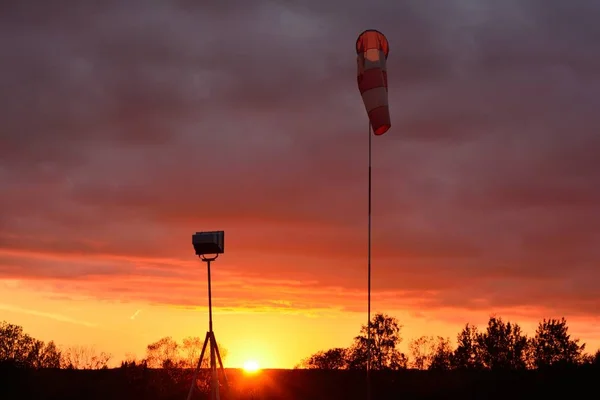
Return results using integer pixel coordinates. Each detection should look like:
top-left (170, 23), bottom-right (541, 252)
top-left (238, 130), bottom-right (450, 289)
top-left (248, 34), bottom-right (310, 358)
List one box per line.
top-left (1, 365), bottom-right (599, 400)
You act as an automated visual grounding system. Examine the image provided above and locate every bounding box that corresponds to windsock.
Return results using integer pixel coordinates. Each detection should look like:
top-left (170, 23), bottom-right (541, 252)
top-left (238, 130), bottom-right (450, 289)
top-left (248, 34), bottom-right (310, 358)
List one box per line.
top-left (356, 29), bottom-right (390, 135)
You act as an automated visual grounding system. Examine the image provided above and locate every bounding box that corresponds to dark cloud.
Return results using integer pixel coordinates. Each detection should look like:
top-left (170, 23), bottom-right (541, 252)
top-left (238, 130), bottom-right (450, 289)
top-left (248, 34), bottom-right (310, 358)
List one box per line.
top-left (1, 0), bottom-right (599, 317)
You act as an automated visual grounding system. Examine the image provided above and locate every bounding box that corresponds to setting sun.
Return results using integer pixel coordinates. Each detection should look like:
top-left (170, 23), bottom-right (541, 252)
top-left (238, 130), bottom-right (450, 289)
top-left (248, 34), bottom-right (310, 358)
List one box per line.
top-left (243, 360), bottom-right (260, 373)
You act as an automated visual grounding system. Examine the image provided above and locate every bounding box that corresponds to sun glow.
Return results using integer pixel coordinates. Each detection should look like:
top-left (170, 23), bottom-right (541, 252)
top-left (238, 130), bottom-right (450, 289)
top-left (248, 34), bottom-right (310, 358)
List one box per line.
top-left (242, 360), bottom-right (260, 373)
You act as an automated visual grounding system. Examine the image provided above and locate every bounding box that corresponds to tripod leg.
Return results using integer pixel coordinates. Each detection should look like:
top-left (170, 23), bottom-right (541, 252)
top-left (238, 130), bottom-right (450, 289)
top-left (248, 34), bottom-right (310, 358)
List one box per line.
top-left (186, 332), bottom-right (210, 400)
top-left (211, 332), bottom-right (229, 389)
top-left (210, 334), bottom-right (220, 400)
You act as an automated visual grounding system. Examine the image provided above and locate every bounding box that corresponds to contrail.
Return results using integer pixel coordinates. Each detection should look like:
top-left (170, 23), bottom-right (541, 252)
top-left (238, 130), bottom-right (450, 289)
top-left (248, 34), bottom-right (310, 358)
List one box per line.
top-left (0, 303), bottom-right (97, 327)
top-left (130, 309), bottom-right (142, 320)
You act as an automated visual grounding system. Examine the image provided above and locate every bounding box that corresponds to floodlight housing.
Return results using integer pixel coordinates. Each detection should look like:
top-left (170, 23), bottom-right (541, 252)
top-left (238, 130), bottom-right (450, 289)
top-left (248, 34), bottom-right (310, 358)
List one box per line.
top-left (192, 231), bottom-right (225, 256)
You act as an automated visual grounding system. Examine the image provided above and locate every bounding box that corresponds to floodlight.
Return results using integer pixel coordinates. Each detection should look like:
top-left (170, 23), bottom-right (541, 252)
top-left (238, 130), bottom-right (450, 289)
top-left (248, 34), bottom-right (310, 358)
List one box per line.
top-left (187, 230), bottom-right (229, 400)
top-left (192, 231), bottom-right (225, 256)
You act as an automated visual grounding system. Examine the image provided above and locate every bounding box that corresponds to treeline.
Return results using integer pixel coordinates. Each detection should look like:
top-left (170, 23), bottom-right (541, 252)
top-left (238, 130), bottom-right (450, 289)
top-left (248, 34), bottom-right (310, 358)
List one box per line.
top-left (0, 321), bottom-right (225, 372)
top-left (119, 336), bottom-right (229, 397)
top-left (133, 336), bottom-right (227, 369)
top-left (0, 321), bottom-right (231, 399)
top-left (297, 313), bottom-right (600, 371)
top-left (4, 314), bottom-right (600, 374)
top-left (0, 321), bottom-right (111, 370)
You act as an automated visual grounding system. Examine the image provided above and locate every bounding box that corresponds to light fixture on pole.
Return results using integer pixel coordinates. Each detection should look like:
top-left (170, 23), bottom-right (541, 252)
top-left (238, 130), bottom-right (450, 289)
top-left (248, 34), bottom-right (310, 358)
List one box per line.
top-left (356, 29), bottom-right (391, 400)
top-left (186, 230), bottom-right (228, 400)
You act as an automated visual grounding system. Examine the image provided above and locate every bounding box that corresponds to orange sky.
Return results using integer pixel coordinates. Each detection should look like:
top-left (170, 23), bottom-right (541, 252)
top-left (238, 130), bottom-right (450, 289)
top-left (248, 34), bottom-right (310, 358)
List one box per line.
top-left (1, 1), bottom-right (600, 368)
top-left (1, 250), bottom-right (599, 368)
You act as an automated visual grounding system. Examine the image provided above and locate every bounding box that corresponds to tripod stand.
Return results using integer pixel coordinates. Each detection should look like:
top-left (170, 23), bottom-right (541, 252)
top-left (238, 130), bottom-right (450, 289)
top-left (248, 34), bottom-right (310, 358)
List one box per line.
top-left (186, 254), bottom-right (229, 400)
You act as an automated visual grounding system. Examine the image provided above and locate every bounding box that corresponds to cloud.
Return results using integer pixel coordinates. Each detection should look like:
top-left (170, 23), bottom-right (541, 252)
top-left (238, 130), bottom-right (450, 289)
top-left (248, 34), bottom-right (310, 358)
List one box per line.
top-left (1, 0), bottom-right (599, 320)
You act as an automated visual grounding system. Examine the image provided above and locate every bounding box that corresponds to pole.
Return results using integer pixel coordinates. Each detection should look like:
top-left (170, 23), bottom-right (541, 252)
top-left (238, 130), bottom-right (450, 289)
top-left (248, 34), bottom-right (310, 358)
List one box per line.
top-left (187, 255), bottom-right (227, 400)
top-left (207, 259), bottom-right (213, 333)
top-left (367, 121), bottom-right (372, 400)
top-left (206, 259), bottom-right (220, 400)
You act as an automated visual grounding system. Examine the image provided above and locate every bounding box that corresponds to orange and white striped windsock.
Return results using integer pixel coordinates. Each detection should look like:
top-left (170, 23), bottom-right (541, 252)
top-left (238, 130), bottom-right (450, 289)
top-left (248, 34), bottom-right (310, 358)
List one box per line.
top-left (356, 29), bottom-right (390, 135)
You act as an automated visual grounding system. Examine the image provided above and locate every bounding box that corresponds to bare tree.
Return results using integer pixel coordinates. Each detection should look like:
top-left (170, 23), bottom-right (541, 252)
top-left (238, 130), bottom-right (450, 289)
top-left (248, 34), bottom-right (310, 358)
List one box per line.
top-left (180, 336), bottom-right (204, 369)
top-left (409, 336), bottom-right (436, 370)
top-left (61, 345), bottom-right (111, 369)
top-left (145, 336), bottom-right (180, 369)
top-left (179, 336), bottom-right (228, 369)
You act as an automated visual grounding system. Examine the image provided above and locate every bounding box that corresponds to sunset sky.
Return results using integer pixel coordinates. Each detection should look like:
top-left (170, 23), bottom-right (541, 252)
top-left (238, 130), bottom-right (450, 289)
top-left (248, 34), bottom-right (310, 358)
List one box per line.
top-left (1, 0), bottom-right (599, 369)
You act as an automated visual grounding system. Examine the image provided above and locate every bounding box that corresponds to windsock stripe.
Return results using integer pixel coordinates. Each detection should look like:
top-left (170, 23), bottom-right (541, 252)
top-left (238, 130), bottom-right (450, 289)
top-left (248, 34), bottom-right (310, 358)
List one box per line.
top-left (369, 106), bottom-right (391, 135)
top-left (361, 86), bottom-right (388, 112)
top-left (358, 68), bottom-right (387, 94)
top-left (357, 52), bottom-right (387, 73)
top-left (363, 50), bottom-right (388, 71)
top-left (382, 70), bottom-right (388, 90)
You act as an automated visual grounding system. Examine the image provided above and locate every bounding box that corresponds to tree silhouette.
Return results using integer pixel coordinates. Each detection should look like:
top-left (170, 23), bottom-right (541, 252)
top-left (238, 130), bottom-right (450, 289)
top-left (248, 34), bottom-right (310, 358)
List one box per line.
top-left (120, 352), bottom-right (140, 368)
top-left (35, 341), bottom-right (62, 369)
top-left (476, 316), bottom-right (528, 370)
top-left (298, 348), bottom-right (348, 370)
top-left (531, 318), bottom-right (585, 368)
top-left (61, 345), bottom-right (112, 369)
top-left (145, 335), bottom-right (228, 370)
top-left (0, 321), bottom-right (35, 367)
top-left (429, 337), bottom-right (454, 371)
top-left (452, 323), bottom-right (484, 370)
top-left (0, 321), bottom-right (62, 369)
top-left (593, 350), bottom-right (600, 366)
top-left (347, 313), bottom-right (407, 370)
top-left (180, 336), bottom-right (205, 369)
top-left (409, 336), bottom-right (436, 370)
top-left (145, 336), bottom-right (180, 369)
